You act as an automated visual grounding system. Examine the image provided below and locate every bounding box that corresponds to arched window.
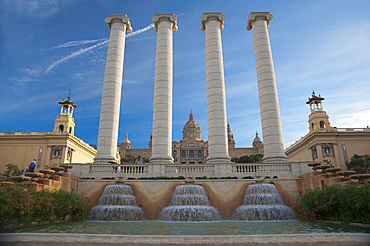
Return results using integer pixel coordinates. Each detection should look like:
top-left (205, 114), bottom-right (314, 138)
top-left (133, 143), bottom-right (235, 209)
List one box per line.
top-left (311, 123), bottom-right (315, 131)
top-left (320, 121), bottom-right (326, 130)
top-left (189, 151), bottom-right (194, 158)
top-left (69, 127), bottom-right (72, 134)
top-left (58, 125), bottom-right (64, 134)
top-left (173, 150), bottom-right (177, 158)
top-left (198, 151), bottom-right (202, 158)
top-left (182, 151), bottom-right (186, 158)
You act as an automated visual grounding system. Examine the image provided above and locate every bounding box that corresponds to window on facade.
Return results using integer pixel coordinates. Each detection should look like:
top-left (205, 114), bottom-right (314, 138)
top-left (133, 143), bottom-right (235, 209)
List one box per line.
top-left (58, 125), bottom-right (64, 134)
top-left (198, 151), bottom-right (202, 158)
top-left (182, 151), bottom-right (186, 158)
top-left (320, 121), bottom-right (326, 130)
top-left (189, 151), bottom-right (194, 158)
top-left (311, 123), bottom-right (315, 131)
top-left (69, 127), bottom-right (72, 134)
top-left (310, 145), bottom-right (318, 160)
top-left (173, 150), bottom-right (177, 158)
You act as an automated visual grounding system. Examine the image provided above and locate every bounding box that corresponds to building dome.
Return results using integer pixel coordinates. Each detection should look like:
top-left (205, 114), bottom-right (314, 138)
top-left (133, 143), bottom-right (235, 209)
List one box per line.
top-left (182, 111), bottom-right (201, 141)
top-left (121, 133), bottom-right (131, 149)
top-left (253, 132), bottom-right (263, 148)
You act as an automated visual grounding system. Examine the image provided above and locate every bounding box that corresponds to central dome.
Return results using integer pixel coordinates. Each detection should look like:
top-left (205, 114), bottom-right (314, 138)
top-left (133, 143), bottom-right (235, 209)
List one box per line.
top-left (182, 111), bottom-right (201, 141)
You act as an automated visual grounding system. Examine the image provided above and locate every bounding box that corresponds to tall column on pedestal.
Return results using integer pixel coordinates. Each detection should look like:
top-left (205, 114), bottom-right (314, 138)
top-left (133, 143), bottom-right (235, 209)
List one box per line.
top-left (150, 13), bottom-right (177, 164)
top-left (246, 12), bottom-right (288, 163)
top-left (94, 15), bottom-right (132, 164)
top-left (201, 12), bottom-right (231, 164)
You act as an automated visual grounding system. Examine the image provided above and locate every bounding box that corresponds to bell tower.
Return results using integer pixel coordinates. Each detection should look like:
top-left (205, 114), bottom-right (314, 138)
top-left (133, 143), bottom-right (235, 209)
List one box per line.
top-left (306, 91), bottom-right (333, 134)
top-left (52, 91), bottom-right (77, 136)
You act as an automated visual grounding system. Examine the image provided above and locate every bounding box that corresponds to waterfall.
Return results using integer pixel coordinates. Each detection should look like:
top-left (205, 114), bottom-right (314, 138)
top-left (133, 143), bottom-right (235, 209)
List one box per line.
top-left (232, 183), bottom-right (296, 221)
top-left (159, 184), bottom-right (222, 221)
top-left (89, 184), bottom-right (146, 221)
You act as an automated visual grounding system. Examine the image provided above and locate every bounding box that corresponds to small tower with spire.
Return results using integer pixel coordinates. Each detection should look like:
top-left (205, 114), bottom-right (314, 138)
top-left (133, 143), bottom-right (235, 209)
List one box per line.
top-left (52, 91), bottom-right (77, 136)
top-left (119, 133), bottom-right (132, 158)
top-left (306, 91), bottom-right (333, 133)
top-left (227, 123), bottom-right (235, 148)
top-left (252, 132), bottom-right (264, 154)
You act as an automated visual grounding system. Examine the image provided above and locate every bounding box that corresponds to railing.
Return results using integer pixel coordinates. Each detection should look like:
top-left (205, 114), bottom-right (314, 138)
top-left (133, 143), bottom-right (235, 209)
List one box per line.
top-left (233, 163), bottom-right (292, 175)
top-left (70, 162), bottom-right (311, 178)
top-left (89, 164), bottom-right (148, 177)
top-left (335, 127), bottom-right (370, 132)
top-left (0, 132), bottom-right (50, 136)
top-left (165, 165), bottom-right (214, 176)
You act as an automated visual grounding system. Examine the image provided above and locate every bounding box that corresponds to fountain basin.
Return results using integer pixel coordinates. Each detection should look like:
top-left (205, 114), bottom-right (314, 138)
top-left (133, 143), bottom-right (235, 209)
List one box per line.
top-left (88, 184), bottom-right (146, 221)
top-left (159, 184), bottom-right (222, 221)
top-left (4, 220), bottom-right (370, 235)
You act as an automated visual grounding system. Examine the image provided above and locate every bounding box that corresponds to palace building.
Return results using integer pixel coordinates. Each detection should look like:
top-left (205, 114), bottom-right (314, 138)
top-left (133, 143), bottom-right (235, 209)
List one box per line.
top-left (120, 111), bottom-right (264, 164)
top-left (0, 96), bottom-right (96, 173)
top-left (285, 92), bottom-right (370, 170)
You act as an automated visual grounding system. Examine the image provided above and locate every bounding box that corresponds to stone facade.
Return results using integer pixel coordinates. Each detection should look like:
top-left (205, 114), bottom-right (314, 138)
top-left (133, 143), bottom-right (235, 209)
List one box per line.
top-left (285, 92), bottom-right (370, 170)
top-left (0, 97), bottom-right (96, 173)
top-left (120, 112), bottom-right (264, 163)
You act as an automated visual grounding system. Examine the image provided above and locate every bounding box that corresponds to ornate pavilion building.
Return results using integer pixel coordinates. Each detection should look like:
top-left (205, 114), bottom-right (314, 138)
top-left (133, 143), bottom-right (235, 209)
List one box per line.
top-left (285, 92), bottom-right (370, 170)
top-left (0, 96), bottom-right (96, 173)
top-left (120, 111), bottom-right (264, 164)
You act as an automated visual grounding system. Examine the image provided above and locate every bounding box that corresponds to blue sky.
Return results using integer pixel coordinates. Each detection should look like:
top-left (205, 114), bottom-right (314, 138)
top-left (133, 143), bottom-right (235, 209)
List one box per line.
top-left (1, 0), bottom-right (369, 149)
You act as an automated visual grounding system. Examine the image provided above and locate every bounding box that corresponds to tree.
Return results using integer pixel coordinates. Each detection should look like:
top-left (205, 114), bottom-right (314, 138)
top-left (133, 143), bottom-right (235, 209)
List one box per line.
top-left (230, 154), bottom-right (264, 163)
top-left (347, 154), bottom-right (370, 174)
top-left (3, 163), bottom-right (20, 177)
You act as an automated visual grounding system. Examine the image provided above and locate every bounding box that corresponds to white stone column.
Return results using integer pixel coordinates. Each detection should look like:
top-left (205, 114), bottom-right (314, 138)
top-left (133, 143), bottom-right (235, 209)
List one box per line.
top-left (246, 12), bottom-right (288, 163)
top-left (201, 12), bottom-right (231, 164)
top-left (150, 13), bottom-right (177, 164)
top-left (94, 15), bottom-right (132, 164)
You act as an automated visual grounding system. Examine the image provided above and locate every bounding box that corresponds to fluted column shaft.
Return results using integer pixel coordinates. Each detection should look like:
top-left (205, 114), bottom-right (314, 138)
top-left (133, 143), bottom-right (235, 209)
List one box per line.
top-left (201, 12), bottom-right (231, 163)
top-left (150, 13), bottom-right (177, 164)
top-left (247, 12), bottom-right (288, 163)
top-left (94, 15), bottom-right (132, 164)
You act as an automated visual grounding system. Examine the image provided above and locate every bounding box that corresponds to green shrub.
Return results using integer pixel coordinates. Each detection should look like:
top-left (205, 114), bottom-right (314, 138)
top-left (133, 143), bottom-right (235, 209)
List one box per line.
top-left (0, 185), bottom-right (87, 228)
top-left (3, 163), bottom-right (20, 177)
top-left (295, 184), bottom-right (370, 224)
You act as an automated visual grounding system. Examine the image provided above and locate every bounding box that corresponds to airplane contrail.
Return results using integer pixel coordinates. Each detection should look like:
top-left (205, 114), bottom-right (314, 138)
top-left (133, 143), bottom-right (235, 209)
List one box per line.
top-left (50, 38), bottom-right (107, 49)
top-left (46, 23), bottom-right (155, 73)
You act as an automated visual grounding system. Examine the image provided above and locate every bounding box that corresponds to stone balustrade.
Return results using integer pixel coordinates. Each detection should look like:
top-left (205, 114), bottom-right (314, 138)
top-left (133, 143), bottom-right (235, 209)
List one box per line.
top-left (165, 165), bottom-right (215, 176)
top-left (69, 162), bottom-right (311, 178)
top-left (233, 163), bottom-right (292, 176)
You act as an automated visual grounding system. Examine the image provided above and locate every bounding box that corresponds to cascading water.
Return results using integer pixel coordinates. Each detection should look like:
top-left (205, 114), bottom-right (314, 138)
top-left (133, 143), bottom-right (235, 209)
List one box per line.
top-left (232, 183), bottom-right (296, 221)
top-left (159, 184), bottom-right (222, 221)
top-left (89, 184), bottom-right (146, 221)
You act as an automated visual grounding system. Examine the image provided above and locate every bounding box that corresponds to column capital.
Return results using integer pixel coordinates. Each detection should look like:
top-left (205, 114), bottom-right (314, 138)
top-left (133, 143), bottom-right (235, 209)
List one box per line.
top-left (152, 13), bottom-right (178, 32)
top-left (200, 12), bottom-right (225, 31)
top-left (105, 14), bottom-right (133, 33)
top-left (246, 12), bottom-right (273, 30)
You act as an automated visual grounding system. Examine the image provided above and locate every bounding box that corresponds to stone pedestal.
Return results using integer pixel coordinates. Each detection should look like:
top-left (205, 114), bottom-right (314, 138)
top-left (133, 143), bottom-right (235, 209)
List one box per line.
top-left (94, 15), bottom-right (132, 164)
top-left (150, 13), bottom-right (177, 164)
top-left (247, 12), bottom-right (288, 163)
top-left (201, 12), bottom-right (231, 164)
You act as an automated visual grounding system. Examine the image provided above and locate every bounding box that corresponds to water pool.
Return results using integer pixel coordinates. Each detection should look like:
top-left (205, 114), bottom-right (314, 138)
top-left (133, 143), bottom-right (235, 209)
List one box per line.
top-left (3, 220), bottom-right (370, 235)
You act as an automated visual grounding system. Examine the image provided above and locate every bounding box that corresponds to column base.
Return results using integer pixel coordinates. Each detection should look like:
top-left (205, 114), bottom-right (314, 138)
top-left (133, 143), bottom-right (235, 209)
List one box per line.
top-left (206, 155), bottom-right (231, 164)
top-left (94, 156), bottom-right (118, 165)
top-left (262, 155), bottom-right (289, 164)
top-left (149, 155), bottom-right (174, 164)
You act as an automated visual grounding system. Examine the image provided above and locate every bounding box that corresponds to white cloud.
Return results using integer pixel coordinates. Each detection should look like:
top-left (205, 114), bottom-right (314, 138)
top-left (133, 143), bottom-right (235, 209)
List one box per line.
top-left (3, 0), bottom-right (71, 18)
